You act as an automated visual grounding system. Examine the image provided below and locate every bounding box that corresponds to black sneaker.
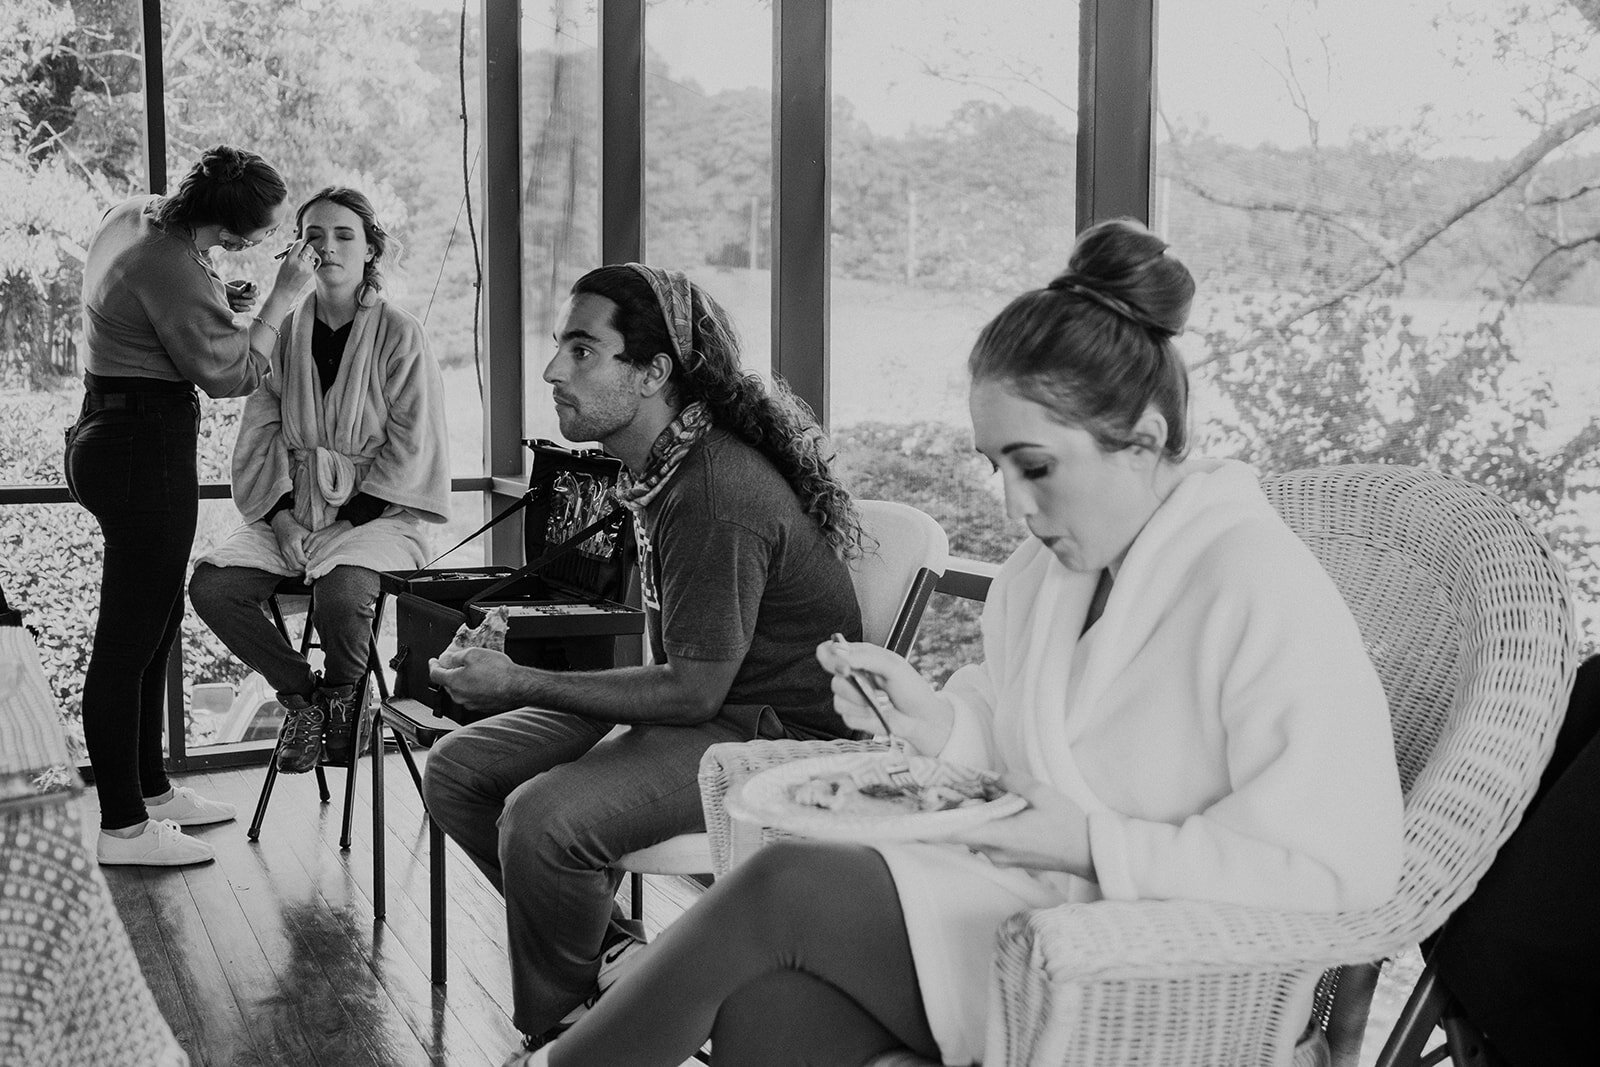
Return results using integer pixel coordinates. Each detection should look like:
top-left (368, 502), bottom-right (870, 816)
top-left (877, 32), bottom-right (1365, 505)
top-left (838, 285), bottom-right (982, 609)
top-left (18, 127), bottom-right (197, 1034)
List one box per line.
top-left (317, 682), bottom-right (361, 765)
top-left (275, 693), bottom-right (326, 774)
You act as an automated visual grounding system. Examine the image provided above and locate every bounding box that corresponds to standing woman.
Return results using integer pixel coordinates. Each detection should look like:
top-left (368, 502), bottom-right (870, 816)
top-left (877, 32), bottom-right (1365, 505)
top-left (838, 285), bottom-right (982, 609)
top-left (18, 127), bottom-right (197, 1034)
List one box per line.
top-left (66, 145), bottom-right (319, 867)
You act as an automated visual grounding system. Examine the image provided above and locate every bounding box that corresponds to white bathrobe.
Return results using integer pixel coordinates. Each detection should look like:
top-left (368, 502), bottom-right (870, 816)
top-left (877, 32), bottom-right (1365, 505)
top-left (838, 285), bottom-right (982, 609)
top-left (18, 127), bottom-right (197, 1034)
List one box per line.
top-left (200, 296), bottom-right (451, 580)
top-left (877, 458), bottom-right (1405, 1065)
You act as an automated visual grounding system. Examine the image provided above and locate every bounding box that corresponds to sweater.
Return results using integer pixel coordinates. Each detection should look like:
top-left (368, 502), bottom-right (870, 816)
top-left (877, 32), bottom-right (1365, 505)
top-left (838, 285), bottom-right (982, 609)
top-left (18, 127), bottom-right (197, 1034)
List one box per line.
top-left (79, 197), bottom-right (260, 398)
top-left (198, 295), bottom-right (450, 580)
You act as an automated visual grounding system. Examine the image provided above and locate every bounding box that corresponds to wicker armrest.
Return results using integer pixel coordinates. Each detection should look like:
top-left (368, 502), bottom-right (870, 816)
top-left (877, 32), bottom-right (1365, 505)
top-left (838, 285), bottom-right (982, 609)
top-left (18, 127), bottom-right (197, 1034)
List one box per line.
top-left (1000, 898), bottom-right (1412, 981)
top-left (698, 736), bottom-right (893, 875)
top-left (989, 899), bottom-right (1409, 1066)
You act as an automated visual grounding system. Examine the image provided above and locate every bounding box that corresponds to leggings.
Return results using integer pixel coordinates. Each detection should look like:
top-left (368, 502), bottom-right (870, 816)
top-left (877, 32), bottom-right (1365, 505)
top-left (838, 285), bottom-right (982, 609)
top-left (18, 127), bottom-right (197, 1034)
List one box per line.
top-left (551, 840), bottom-right (941, 1067)
top-left (64, 384), bottom-right (200, 830)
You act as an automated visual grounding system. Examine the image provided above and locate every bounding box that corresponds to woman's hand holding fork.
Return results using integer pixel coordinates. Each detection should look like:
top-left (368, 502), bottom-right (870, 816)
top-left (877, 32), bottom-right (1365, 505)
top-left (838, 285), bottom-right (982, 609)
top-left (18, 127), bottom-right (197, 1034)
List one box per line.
top-left (815, 638), bottom-right (953, 757)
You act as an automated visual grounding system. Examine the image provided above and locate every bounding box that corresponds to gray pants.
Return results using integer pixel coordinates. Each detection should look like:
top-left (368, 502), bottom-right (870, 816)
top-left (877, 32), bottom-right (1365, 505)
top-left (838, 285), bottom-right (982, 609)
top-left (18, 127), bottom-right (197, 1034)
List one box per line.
top-left (422, 704), bottom-right (787, 1037)
top-left (189, 563), bottom-right (381, 697)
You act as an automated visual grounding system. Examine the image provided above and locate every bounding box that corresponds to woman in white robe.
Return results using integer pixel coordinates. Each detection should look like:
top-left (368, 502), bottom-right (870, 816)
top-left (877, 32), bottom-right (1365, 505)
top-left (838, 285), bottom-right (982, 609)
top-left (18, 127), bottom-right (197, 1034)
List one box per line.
top-left (190, 187), bottom-right (450, 776)
top-left (519, 219), bottom-right (1405, 1067)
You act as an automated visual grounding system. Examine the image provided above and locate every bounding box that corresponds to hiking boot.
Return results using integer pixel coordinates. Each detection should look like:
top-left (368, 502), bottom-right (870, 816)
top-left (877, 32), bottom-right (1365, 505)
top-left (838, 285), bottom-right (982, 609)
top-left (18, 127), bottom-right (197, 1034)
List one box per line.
top-left (317, 682), bottom-right (362, 765)
top-left (275, 692), bottom-right (325, 774)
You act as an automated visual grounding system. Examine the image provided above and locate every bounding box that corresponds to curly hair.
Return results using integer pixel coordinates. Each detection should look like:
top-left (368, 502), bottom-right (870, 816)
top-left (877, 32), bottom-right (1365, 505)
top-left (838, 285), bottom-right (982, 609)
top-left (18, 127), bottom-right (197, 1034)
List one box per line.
top-left (149, 145), bottom-right (286, 235)
top-left (572, 265), bottom-right (865, 559)
top-left (296, 186), bottom-right (392, 307)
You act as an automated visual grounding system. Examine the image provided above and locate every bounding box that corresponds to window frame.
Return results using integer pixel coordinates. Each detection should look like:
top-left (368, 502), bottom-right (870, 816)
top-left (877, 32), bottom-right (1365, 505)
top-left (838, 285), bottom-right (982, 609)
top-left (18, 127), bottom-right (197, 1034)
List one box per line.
top-left (1, 0), bottom-right (1157, 770)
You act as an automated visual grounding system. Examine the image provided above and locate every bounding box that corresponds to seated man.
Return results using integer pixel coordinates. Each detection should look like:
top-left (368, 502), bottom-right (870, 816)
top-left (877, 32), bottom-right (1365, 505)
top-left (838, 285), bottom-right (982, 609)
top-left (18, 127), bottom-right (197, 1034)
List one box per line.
top-left (423, 263), bottom-right (865, 1048)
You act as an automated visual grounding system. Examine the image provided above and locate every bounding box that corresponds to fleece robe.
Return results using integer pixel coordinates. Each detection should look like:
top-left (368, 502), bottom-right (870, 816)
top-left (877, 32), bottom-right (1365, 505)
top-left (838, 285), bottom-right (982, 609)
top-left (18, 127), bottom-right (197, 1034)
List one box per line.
top-left (876, 458), bottom-right (1405, 1065)
top-left (200, 295), bottom-right (450, 579)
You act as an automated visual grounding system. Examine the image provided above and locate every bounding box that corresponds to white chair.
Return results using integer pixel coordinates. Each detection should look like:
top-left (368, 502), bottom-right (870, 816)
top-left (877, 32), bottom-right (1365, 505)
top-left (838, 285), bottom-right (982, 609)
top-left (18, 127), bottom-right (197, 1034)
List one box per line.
top-left (699, 465), bottom-right (1575, 1067)
top-left (615, 498), bottom-right (951, 918)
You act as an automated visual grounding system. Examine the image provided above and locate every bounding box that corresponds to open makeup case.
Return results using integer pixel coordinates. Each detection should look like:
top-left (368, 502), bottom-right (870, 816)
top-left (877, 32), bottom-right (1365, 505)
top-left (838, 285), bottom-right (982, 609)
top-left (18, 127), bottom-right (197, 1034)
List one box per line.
top-left (380, 439), bottom-right (644, 728)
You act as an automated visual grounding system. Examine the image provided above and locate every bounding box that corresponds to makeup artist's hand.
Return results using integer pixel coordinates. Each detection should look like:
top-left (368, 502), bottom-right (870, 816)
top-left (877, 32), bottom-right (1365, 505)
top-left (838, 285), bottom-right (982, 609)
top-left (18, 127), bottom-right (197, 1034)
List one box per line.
top-left (224, 279), bottom-right (258, 313)
top-left (269, 237), bottom-right (320, 297)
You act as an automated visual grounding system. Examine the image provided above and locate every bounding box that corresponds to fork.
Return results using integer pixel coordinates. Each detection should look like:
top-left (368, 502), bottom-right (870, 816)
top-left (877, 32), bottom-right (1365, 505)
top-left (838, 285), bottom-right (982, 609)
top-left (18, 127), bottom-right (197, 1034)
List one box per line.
top-left (830, 633), bottom-right (917, 788)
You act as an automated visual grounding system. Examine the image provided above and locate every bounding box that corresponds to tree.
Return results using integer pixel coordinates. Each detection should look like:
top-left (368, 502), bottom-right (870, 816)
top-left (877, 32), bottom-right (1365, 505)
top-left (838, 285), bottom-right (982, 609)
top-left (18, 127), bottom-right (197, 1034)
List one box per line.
top-left (1161, 0), bottom-right (1600, 355)
top-left (1151, 0), bottom-right (1600, 647)
top-left (0, 0), bottom-right (478, 383)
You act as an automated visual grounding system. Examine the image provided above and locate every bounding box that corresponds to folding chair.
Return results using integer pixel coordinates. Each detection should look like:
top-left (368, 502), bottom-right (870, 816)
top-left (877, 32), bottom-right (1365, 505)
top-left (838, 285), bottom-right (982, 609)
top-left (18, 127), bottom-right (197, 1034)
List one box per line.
top-left (1373, 653), bottom-right (1600, 1067)
top-left (245, 577), bottom-right (414, 851)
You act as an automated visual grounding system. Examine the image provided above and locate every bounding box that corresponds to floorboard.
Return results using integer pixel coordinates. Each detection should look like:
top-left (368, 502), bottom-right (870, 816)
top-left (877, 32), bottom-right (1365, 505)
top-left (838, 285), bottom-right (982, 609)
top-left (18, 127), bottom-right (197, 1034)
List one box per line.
top-left (89, 751), bottom-right (709, 1067)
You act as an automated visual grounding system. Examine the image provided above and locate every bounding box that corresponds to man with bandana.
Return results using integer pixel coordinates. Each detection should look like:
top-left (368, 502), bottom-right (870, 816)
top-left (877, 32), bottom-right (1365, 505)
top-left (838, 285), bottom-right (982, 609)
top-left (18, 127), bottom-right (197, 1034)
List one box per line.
top-left (424, 264), bottom-right (866, 1050)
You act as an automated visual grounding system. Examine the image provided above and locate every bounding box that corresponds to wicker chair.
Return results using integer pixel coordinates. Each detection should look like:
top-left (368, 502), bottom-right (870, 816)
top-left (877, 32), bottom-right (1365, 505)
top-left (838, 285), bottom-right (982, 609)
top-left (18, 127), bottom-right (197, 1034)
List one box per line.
top-left (0, 591), bottom-right (188, 1067)
top-left (698, 464), bottom-right (1575, 1067)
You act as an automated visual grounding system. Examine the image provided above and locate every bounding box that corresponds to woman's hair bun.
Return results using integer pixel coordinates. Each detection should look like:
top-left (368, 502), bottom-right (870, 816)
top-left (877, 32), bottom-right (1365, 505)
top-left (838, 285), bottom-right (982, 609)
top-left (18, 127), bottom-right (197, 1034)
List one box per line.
top-left (200, 145), bottom-right (247, 183)
top-left (1052, 218), bottom-right (1195, 337)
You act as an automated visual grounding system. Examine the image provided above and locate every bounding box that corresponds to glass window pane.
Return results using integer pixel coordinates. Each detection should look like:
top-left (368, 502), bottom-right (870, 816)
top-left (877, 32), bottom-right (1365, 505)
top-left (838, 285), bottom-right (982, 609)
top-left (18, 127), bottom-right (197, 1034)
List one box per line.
top-left (2, 0), bottom-right (145, 478)
top-left (0, 502), bottom-right (99, 755)
top-left (1157, 0), bottom-right (1600, 652)
top-left (160, 0), bottom-right (485, 478)
top-left (829, 0), bottom-right (1076, 677)
top-left (523, 0), bottom-right (601, 448)
top-left (185, 497), bottom-right (260, 751)
top-left (1, 0), bottom-right (145, 759)
top-left (185, 489), bottom-right (484, 752)
top-left (645, 0), bottom-right (773, 381)
top-left (151, 0), bottom-right (490, 748)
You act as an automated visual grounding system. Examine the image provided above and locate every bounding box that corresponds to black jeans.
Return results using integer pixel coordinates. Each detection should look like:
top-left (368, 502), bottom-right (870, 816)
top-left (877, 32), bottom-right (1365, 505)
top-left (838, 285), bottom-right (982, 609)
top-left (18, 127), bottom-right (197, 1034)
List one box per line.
top-left (64, 380), bottom-right (200, 830)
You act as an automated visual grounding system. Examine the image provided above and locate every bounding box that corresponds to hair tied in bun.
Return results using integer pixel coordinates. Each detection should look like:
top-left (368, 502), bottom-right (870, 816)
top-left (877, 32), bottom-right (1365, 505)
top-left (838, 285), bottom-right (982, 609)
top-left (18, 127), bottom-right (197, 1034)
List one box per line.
top-left (1048, 275), bottom-right (1176, 338)
top-left (204, 146), bottom-right (247, 183)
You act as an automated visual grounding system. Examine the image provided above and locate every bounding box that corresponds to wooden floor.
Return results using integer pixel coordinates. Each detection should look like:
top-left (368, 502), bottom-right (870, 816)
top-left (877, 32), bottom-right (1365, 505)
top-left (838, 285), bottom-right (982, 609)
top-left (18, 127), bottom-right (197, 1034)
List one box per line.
top-left (92, 748), bottom-right (705, 1067)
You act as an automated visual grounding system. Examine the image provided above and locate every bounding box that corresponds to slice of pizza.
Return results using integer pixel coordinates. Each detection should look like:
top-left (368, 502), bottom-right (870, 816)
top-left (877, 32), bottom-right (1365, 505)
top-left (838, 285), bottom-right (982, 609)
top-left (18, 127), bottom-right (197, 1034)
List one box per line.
top-left (445, 605), bottom-right (510, 655)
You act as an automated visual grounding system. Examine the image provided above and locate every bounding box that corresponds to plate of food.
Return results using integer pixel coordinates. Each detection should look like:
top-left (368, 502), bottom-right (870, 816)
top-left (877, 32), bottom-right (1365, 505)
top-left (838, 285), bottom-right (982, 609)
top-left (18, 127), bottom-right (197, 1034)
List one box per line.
top-left (728, 750), bottom-right (1027, 842)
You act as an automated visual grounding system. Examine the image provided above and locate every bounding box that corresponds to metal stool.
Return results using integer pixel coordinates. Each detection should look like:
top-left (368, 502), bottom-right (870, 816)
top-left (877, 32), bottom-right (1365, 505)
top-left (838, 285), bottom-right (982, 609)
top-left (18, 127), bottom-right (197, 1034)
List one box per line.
top-left (246, 579), bottom-right (395, 850)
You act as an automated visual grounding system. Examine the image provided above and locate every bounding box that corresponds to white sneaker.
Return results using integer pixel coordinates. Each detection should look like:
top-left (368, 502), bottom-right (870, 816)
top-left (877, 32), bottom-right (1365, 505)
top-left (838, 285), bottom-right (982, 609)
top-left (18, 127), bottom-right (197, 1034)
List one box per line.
top-left (144, 785), bottom-right (237, 826)
top-left (97, 819), bottom-right (216, 866)
top-left (597, 934), bottom-right (647, 993)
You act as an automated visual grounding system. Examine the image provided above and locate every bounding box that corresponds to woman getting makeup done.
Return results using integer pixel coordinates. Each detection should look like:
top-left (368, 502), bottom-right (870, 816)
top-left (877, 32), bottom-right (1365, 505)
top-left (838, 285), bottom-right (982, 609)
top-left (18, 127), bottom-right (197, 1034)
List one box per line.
top-left (191, 186), bottom-right (450, 782)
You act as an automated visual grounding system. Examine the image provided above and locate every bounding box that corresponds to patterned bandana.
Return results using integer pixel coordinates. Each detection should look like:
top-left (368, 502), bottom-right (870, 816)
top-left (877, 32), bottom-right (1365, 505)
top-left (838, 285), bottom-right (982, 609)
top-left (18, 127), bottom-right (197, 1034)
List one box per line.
top-left (624, 263), bottom-right (696, 369)
top-left (613, 401), bottom-right (712, 509)
top-left (613, 401), bottom-right (713, 612)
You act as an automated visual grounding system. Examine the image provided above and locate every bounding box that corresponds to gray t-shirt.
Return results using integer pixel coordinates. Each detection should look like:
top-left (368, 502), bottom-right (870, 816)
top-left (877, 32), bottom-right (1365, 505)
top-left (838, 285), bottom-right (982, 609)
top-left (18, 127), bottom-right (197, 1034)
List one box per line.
top-left (638, 428), bottom-right (862, 738)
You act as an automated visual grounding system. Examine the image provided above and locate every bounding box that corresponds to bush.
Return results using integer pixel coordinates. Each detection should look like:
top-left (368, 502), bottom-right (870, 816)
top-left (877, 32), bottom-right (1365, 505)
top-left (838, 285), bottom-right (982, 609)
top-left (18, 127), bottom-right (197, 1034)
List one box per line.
top-left (832, 293), bottom-right (1600, 692)
top-left (0, 391), bottom-right (252, 751)
top-left (1194, 294), bottom-right (1600, 649)
top-left (833, 420), bottom-right (1020, 685)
